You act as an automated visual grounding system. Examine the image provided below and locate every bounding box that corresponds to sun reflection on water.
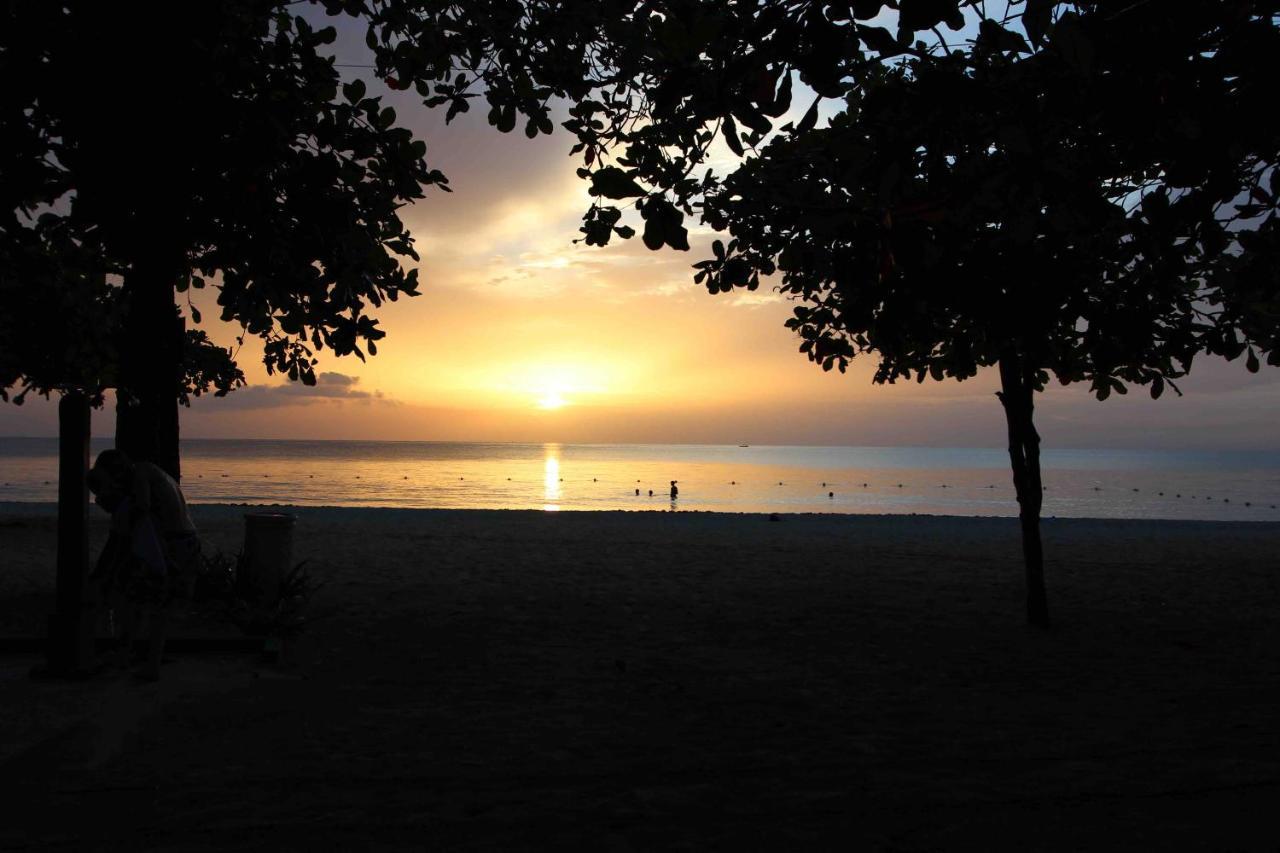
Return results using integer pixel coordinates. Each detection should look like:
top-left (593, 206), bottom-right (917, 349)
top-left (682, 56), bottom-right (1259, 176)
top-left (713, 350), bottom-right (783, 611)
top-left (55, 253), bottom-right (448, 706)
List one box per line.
top-left (543, 444), bottom-right (561, 511)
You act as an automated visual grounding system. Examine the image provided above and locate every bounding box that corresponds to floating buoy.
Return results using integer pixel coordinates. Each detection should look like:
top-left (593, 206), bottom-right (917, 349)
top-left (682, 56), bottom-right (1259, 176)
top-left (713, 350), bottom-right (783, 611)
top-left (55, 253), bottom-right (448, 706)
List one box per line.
top-left (731, 480), bottom-right (736, 485)
top-left (1158, 492), bottom-right (1163, 496)
top-left (897, 484), bottom-right (903, 488)
top-left (778, 481), bottom-right (783, 485)
top-left (1245, 501), bottom-right (1251, 506)
top-left (828, 491), bottom-right (834, 498)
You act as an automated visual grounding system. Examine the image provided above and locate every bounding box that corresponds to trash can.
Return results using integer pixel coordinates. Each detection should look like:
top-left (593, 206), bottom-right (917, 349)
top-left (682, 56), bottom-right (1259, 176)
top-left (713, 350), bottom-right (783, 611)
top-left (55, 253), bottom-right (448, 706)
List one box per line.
top-left (242, 512), bottom-right (295, 605)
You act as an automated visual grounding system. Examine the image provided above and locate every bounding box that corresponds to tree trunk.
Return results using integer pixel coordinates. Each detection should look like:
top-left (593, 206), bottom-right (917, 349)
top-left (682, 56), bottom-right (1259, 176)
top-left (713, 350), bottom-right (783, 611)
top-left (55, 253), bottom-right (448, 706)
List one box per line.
top-left (78, 6), bottom-right (190, 482)
top-left (116, 256), bottom-right (184, 481)
top-left (997, 354), bottom-right (1051, 628)
top-left (43, 392), bottom-right (96, 675)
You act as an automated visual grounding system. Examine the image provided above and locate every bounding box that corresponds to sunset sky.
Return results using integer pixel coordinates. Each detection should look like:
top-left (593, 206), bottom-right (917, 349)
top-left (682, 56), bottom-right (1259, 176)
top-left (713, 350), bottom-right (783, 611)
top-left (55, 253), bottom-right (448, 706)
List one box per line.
top-left (3, 17), bottom-right (1278, 450)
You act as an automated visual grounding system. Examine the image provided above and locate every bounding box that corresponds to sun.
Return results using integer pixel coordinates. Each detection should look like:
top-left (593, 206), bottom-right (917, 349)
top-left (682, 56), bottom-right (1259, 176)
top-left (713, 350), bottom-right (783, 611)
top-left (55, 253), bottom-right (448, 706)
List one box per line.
top-left (537, 390), bottom-right (567, 410)
top-left (512, 364), bottom-right (609, 411)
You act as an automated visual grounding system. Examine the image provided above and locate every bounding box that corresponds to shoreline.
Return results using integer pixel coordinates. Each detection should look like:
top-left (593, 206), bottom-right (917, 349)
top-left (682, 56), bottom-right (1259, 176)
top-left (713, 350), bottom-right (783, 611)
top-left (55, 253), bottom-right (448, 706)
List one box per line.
top-left (5, 499), bottom-right (1280, 528)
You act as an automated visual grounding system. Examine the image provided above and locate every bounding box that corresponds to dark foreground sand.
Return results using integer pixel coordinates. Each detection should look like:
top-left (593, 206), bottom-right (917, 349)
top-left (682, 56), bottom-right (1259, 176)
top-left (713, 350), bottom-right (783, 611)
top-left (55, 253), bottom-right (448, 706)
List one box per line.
top-left (1, 504), bottom-right (1278, 851)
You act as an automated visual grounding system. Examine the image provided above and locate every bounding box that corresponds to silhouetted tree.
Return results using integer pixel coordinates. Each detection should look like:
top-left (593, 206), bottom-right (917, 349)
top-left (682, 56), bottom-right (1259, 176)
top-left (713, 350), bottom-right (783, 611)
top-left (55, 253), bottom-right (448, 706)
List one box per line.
top-left (0, 215), bottom-right (240, 672)
top-left (435, 0), bottom-right (1278, 626)
top-left (0, 222), bottom-right (243, 411)
top-left (1209, 187), bottom-right (1280, 372)
top-left (4, 0), bottom-right (639, 477)
top-left (2, 2), bottom-right (447, 477)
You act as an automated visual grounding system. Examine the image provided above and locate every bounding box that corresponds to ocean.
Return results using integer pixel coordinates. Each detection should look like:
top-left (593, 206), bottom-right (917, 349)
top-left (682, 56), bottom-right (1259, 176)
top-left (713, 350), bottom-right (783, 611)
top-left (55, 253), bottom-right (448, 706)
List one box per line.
top-left (1, 438), bottom-right (1278, 521)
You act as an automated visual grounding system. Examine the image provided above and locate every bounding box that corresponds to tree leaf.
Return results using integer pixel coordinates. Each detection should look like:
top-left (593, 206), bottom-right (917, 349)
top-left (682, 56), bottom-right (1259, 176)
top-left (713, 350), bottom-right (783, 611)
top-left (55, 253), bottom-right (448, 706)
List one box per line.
top-left (723, 114), bottom-right (744, 156)
top-left (590, 166), bottom-right (646, 199)
top-left (1050, 12), bottom-right (1093, 73)
top-left (858, 25), bottom-right (904, 57)
top-left (642, 214), bottom-right (664, 250)
top-left (1024, 0), bottom-right (1055, 48)
top-left (763, 71), bottom-right (792, 118)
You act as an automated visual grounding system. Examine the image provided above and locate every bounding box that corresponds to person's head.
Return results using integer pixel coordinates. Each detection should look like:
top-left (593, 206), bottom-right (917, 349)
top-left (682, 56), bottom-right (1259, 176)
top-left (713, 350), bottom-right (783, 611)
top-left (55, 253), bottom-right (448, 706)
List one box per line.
top-left (87, 449), bottom-right (133, 511)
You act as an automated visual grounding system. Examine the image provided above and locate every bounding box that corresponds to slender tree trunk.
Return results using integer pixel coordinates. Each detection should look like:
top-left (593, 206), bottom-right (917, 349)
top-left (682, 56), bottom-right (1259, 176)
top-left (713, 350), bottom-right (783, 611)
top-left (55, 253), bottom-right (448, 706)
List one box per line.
top-left (44, 392), bottom-right (96, 674)
top-left (997, 353), bottom-right (1051, 628)
top-left (116, 250), bottom-right (184, 481)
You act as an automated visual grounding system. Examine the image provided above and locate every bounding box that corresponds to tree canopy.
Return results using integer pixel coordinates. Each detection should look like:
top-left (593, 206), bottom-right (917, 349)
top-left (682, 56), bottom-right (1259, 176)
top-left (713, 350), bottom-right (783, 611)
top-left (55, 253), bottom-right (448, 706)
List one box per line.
top-left (2, 0), bottom-right (478, 472)
top-left (392, 0), bottom-right (1277, 625)
top-left (0, 0), bottom-right (623, 435)
top-left (8, 2), bottom-right (445, 382)
top-left (0, 216), bottom-right (241, 408)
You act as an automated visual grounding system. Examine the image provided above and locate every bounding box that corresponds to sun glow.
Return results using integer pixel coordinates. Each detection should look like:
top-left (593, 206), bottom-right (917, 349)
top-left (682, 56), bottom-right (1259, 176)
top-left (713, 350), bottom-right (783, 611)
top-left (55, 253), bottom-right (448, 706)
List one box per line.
top-left (538, 390), bottom-right (567, 410)
top-left (521, 364), bottom-right (611, 411)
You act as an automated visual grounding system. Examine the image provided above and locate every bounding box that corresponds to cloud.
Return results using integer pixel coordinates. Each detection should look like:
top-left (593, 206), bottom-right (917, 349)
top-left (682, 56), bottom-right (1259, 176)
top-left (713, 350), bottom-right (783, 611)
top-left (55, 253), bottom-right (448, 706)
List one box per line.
top-left (196, 372), bottom-right (394, 411)
top-left (725, 290), bottom-right (787, 309)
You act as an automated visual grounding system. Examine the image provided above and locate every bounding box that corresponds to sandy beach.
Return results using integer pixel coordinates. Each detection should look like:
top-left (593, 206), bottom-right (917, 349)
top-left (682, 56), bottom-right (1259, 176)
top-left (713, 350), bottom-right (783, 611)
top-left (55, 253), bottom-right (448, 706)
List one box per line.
top-left (2, 503), bottom-right (1278, 850)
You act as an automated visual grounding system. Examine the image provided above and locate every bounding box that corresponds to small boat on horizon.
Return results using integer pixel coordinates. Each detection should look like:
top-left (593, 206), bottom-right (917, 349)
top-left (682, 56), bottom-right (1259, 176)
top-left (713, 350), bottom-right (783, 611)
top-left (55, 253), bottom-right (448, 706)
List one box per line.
top-left (738, 444), bottom-right (750, 447)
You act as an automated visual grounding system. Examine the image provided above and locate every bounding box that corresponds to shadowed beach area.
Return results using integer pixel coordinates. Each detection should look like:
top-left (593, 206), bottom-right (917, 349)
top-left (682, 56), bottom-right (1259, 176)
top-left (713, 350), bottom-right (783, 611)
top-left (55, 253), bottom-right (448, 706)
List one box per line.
top-left (2, 504), bottom-right (1278, 850)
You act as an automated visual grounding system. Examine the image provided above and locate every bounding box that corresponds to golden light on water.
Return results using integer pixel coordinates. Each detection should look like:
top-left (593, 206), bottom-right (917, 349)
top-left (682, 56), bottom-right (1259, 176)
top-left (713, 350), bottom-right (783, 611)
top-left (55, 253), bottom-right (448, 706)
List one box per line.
top-left (543, 445), bottom-right (561, 511)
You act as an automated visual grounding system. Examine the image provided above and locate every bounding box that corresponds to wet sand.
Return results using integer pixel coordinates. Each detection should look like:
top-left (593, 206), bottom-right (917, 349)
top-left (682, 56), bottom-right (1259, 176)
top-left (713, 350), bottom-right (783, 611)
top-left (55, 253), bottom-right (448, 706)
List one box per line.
top-left (2, 504), bottom-right (1278, 850)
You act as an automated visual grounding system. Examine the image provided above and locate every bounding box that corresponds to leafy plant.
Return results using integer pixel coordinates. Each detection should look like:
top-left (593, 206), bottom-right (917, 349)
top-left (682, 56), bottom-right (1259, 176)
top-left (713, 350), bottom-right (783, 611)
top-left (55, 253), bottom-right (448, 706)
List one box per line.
top-left (194, 550), bottom-right (324, 639)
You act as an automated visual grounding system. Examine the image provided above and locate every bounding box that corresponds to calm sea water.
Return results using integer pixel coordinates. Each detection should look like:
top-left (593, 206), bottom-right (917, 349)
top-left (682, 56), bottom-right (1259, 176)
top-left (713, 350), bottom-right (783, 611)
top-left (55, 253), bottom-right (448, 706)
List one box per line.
top-left (1, 438), bottom-right (1278, 521)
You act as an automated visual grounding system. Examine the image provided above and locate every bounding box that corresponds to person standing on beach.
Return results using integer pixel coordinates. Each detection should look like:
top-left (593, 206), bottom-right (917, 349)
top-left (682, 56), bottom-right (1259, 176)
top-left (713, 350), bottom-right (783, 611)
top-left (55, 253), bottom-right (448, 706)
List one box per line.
top-left (87, 449), bottom-right (202, 681)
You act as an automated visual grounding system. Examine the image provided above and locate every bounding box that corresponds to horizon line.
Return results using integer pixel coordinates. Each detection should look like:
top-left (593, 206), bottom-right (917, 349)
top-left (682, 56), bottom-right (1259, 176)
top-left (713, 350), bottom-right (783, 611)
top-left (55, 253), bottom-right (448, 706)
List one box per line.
top-left (1, 435), bottom-right (1278, 454)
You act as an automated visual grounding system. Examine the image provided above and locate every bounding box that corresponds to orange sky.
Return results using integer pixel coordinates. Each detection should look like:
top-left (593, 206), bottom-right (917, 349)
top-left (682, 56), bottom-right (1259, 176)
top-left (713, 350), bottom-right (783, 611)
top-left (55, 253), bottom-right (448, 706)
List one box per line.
top-left (3, 34), bottom-right (1278, 450)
